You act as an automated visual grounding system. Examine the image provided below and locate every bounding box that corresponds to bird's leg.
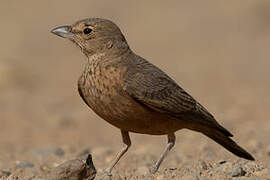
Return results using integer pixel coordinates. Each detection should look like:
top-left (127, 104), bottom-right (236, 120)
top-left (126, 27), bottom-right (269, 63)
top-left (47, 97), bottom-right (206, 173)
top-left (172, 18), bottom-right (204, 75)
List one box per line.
top-left (151, 133), bottom-right (175, 174)
top-left (103, 130), bottom-right (131, 176)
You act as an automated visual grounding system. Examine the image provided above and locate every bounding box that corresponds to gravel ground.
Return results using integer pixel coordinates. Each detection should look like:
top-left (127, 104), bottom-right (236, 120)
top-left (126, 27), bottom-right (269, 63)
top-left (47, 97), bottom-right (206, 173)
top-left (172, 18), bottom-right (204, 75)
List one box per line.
top-left (1, 1), bottom-right (270, 179)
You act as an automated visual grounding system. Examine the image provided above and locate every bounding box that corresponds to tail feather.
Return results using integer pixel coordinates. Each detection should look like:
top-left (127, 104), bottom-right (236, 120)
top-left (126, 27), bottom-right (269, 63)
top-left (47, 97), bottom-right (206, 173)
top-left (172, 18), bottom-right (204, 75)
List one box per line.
top-left (180, 111), bottom-right (254, 160)
top-left (202, 127), bottom-right (255, 161)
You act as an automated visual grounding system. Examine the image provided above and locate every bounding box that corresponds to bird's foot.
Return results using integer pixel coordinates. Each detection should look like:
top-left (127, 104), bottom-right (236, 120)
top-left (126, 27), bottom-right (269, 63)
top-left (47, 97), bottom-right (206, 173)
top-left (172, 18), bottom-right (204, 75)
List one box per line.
top-left (150, 165), bottom-right (158, 174)
top-left (97, 170), bottom-right (112, 180)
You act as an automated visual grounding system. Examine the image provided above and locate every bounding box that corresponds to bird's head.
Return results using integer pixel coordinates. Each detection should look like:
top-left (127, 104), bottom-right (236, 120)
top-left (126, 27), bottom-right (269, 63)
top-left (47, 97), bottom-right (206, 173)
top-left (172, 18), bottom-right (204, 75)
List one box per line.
top-left (51, 18), bottom-right (129, 58)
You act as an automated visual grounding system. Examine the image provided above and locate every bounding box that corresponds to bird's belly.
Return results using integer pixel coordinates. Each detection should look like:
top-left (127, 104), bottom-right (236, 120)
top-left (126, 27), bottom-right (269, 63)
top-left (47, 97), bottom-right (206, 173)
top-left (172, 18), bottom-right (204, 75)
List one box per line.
top-left (86, 93), bottom-right (183, 135)
top-left (79, 73), bottom-right (184, 135)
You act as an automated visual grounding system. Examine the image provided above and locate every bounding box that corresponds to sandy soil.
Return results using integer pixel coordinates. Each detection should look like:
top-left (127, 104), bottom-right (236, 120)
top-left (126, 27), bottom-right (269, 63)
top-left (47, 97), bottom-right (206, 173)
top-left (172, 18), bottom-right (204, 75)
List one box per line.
top-left (0, 1), bottom-right (270, 179)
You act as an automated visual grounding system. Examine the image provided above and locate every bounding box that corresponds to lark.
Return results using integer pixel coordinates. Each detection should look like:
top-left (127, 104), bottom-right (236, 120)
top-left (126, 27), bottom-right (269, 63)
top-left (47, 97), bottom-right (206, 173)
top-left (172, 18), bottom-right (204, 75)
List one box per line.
top-left (51, 18), bottom-right (254, 176)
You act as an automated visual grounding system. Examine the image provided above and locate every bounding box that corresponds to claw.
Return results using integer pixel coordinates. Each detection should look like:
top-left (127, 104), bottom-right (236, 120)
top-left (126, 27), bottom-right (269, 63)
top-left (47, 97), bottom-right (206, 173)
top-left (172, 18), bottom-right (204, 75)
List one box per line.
top-left (97, 171), bottom-right (112, 180)
top-left (150, 166), bottom-right (158, 174)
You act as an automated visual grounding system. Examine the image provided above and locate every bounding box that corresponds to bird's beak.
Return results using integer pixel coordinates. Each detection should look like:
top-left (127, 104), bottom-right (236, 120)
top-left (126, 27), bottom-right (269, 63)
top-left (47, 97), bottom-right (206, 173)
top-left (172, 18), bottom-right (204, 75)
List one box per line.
top-left (51, 26), bottom-right (74, 39)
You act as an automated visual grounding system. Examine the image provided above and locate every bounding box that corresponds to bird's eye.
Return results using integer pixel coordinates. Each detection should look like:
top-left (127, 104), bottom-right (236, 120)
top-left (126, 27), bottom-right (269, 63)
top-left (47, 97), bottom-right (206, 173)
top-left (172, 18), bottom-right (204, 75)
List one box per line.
top-left (83, 28), bottom-right (92, 35)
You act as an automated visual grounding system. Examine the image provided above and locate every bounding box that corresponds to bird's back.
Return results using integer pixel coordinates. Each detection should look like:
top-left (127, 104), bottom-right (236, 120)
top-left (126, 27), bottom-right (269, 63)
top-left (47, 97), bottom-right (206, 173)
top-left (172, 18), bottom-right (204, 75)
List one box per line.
top-left (123, 54), bottom-right (232, 134)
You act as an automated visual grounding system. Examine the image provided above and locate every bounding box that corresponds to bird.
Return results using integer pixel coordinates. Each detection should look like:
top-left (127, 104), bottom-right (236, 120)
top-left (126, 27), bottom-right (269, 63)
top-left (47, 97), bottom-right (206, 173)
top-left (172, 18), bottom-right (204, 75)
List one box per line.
top-left (51, 18), bottom-right (254, 176)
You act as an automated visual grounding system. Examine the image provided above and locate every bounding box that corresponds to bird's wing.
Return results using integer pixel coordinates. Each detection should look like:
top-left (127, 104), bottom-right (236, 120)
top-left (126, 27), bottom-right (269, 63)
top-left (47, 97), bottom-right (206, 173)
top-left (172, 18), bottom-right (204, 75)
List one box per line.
top-left (123, 57), bottom-right (232, 136)
top-left (126, 74), bottom-right (195, 114)
top-left (124, 58), bottom-right (199, 115)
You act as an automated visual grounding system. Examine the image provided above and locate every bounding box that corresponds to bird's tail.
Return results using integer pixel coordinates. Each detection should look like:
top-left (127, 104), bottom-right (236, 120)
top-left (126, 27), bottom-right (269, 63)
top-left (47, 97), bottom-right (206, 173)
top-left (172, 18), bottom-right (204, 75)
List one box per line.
top-left (198, 126), bottom-right (255, 161)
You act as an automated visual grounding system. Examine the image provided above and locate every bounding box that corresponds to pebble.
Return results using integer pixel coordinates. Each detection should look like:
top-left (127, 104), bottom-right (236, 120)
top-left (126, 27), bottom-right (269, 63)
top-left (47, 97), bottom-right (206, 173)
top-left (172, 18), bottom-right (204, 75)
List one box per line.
top-left (15, 161), bottom-right (34, 169)
top-left (40, 164), bottom-right (51, 172)
top-left (214, 161), bottom-right (246, 177)
top-left (231, 165), bottom-right (246, 177)
top-left (215, 161), bottom-right (232, 173)
top-left (198, 160), bottom-right (208, 170)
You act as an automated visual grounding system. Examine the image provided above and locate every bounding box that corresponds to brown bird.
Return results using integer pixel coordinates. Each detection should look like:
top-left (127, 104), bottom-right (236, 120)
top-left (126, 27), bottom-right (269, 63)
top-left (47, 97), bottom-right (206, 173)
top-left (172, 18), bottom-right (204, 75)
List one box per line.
top-left (51, 18), bottom-right (254, 176)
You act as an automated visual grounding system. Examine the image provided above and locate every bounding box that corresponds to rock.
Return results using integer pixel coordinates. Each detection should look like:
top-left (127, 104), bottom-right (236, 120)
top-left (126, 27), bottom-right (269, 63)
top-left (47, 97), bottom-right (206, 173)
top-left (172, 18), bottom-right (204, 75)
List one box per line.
top-left (40, 164), bottom-right (51, 172)
top-left (215, 161), bottom-right (233, 173)
top-left (46, 154), bottom-right (96, 180)
top-left (0, 170), bottom-right (11, 178)
top-left (214, 161), bottom-right (246, 177)
top-left (15, 161), bottom-right (34, 169)
top-left (231, 165), bottom-right (246, 177)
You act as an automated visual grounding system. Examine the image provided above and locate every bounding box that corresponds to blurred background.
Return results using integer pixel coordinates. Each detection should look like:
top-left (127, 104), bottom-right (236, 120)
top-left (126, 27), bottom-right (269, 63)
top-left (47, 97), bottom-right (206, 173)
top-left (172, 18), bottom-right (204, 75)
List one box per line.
top-left (0, 0), bottom-right (269, 176)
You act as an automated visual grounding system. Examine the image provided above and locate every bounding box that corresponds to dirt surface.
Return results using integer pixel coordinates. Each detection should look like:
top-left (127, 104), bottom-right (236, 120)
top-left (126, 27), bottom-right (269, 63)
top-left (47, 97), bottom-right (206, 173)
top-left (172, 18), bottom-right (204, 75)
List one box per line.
top-left (1, 1), bottom-right (270, 179)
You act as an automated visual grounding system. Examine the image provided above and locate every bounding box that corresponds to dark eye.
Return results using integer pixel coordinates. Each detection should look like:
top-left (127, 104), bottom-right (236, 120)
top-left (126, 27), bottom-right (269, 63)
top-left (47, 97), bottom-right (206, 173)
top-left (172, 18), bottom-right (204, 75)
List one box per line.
top-left (83, 28), bottom-right (92, 35)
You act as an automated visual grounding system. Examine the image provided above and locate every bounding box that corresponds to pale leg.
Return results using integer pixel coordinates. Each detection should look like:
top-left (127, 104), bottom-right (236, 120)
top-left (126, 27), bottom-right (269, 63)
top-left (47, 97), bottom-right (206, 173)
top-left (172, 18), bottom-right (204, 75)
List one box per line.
top-left (151, 133), bottom-right (175, 174)
top-left (103, 130), bottom-right (131, 176)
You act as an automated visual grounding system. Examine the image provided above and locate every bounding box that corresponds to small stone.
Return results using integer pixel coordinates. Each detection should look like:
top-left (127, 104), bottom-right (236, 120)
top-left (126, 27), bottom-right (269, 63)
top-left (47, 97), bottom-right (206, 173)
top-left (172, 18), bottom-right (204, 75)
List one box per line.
top-left (215, 161), bottom-right (233, 173)
top-left (15, 161), bottom-right (34, 169)
top-left (218, 160), bottom-right (227, 165)
top-left (0, 170), bottom-right (11, 178)
top-left (198, 160), bottom-right (208, 170)
top-left (231, 165), bottom-right (246, 177)
top-left (40, 164), bottom-right (51, 172)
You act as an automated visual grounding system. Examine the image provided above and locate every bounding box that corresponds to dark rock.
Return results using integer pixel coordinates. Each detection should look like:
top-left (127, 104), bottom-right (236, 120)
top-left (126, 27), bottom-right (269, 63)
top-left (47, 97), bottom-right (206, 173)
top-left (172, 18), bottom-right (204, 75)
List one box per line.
top-left (218, 161), bottom-right (227, 165)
